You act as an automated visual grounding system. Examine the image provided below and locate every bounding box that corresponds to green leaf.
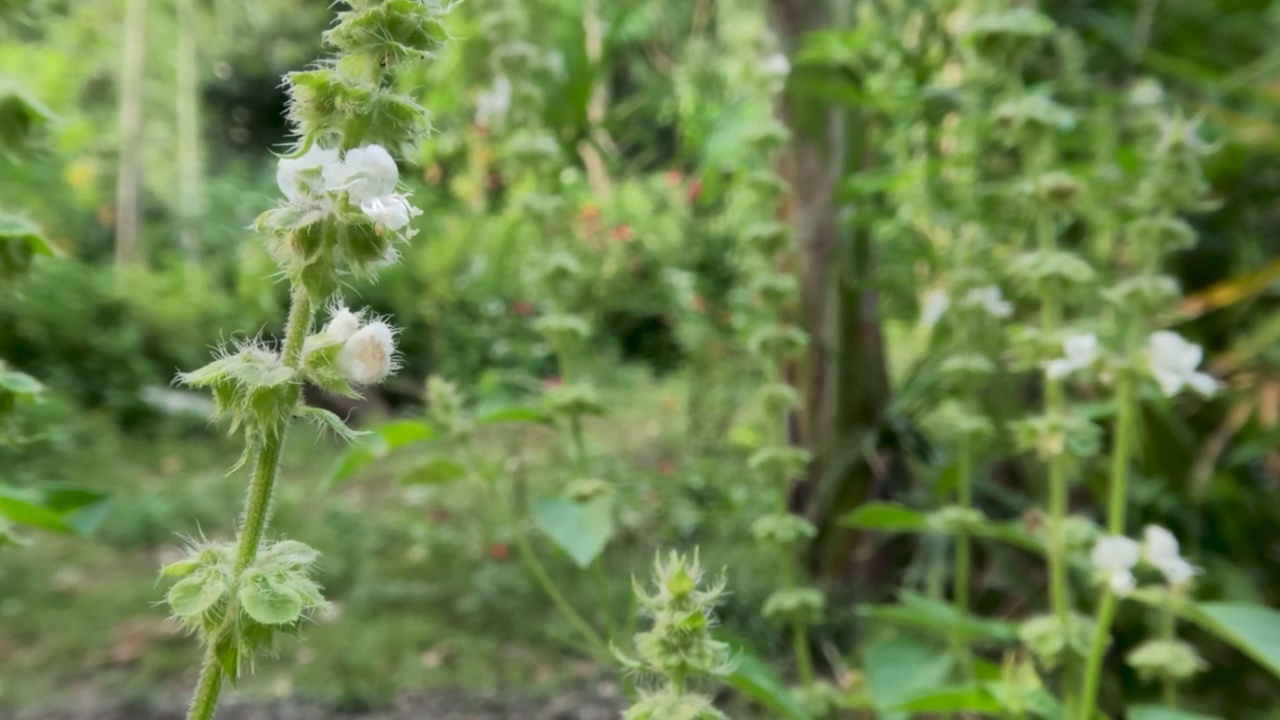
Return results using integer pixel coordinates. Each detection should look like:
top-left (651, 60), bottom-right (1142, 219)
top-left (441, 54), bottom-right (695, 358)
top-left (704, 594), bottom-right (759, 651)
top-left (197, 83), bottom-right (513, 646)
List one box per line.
top-left (1181, 602), bottom-right (1280, 679)
top-left (719, 639), bottom-right (809, 720)
top-left (842, 502), bottom-right (929, 531)
top-left (1128, 706), bottom-right (1222, 720)
top-left (859, 592), bottom-right (1016, 643)
top-left (531, 495), bottom-right (614, 569)
top-left (297, 405), bottom-right (366, 442)
top-left (40, 487), bottom-right (110, 535)
top-left (400, 457), bottom-right (467, 486)
top-left (476, 406), bottom-right (553, 425)
top-left (239, 573), bottom-right (304, 625)
top-left (372, 418), bottom-right (436, 448)
top-left (161, 558), bottom-right (202, 578)
top-left (168, 570), bottom-right (228, 617)
top-left (894, 685), bottom-right (1001, 713)
top-left (320, 419), bottom-right (434, 490)
top-left (0, 368), bottom-right (42, 395)
top-left (863, 635), bottom-right (953, 720)
top-left (890, 681), bottom-right (998, 707)
top-left (0, 494), bottom-right (73, 534)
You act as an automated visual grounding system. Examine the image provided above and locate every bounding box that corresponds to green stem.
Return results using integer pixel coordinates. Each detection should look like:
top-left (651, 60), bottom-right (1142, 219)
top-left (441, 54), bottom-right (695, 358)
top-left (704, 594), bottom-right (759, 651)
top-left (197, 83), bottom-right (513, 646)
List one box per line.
top-left (1161, 594), bottom-right (1178, 707)
top-left (1079, 589), bottom-right (1117, 720)
top-left (184, 286), bottom-right (314, 720)
top-left (512, 529), bottom-right (611, 662)
top-left (1107, 376), bottom-right (1135, 535)
top-left (952, 438), bottom-right (975, 677)
top-left (792, 620), bottom-right (814, 685)
top-left (1037, 208), bottom-right (1077, 714)
top-left (185, 646), bottom-right (223, 720)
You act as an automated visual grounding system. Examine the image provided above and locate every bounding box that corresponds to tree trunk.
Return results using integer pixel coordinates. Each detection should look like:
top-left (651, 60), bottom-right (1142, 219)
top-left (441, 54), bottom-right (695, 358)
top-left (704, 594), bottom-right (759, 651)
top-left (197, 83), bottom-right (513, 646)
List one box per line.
top-left (769, 0), bottom-right (897, 586)
top-left (175, 0), bottom-right (202, 264)
top-left (114, 0), bottom-right (148, 264)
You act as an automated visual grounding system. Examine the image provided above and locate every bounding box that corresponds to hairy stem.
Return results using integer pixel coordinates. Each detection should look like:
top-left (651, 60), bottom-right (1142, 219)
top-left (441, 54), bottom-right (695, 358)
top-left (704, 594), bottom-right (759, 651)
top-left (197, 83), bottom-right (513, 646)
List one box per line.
top-left (185, 286), bottom-right (315, 720)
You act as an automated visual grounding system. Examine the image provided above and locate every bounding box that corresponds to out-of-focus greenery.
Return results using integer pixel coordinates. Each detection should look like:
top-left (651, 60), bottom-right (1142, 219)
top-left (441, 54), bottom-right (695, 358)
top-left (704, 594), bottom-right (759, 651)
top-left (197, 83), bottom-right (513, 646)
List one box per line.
top-left (0, 0), bottom-right (1278, 717)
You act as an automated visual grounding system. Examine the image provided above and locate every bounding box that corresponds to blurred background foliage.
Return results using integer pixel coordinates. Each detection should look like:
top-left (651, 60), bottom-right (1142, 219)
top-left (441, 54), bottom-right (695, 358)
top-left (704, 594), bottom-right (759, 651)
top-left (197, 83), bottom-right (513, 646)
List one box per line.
top-left (0, 0), bottom-right (1278, 716)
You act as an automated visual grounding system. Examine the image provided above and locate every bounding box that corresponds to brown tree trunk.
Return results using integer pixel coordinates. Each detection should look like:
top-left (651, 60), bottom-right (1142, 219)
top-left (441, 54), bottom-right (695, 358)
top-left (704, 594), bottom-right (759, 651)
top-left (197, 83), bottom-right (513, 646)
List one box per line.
top-left (769, 0), bottom-right (897, 587)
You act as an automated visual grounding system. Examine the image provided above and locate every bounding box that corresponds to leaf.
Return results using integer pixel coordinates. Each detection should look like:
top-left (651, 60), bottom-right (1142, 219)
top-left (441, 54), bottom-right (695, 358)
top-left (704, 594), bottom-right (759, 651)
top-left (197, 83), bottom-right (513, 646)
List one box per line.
top-left (319, 419), bottom-right (434, 490)
top-left (297, 405), bottom-right (366, 442)
top-left (476, 406), bottom-right (553, 425)
top-left (894, 685), bottom-right (1001, 713)
top-left (1128, 706), bottom-right (1222, 720)
top-left (239, 573), bottom-right (304, 625)
top-left (400, 457), bottom-right (467, 486)
top-left (719, 639), bottom-right (809, 720)
top-left (1181, 602), bottom-right (1280, 679)
top-left (168, 570), bottom-right (228, 617)
top-left (842, 501), bottom-right (929, 531)
top-left (0, 494), bottom-right (73, 533)
top-left (863, 635), bottom-right (952, 720)
top-left (858, 592), bottom-right (1017, 643)
top-left (0, 368), bottom-right (42, 395)
top-left (372, 418), bottom-right (436, 448)
top-left (40, 487), bottom-right (110, 535)
top-left (531, 496), bottom-right (614, 569)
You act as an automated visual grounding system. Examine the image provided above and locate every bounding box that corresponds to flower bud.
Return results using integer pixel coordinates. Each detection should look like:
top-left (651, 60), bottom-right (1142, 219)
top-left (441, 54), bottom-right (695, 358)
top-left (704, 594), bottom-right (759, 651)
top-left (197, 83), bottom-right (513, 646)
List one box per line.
top-left (338, 320), bottom-right (398, 385)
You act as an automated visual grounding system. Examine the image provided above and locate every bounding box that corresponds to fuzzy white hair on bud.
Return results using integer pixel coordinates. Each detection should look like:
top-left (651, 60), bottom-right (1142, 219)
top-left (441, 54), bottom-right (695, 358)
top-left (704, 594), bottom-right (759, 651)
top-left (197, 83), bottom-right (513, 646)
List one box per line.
top-left (323, 306), bottom-right (363, 342)
top-left (337, 320), bottom-right (398, 385)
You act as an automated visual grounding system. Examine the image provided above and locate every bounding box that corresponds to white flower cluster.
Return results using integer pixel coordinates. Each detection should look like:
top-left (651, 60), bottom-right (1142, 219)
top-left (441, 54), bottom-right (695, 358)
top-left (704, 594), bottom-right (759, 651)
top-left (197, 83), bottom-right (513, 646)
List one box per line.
top-left (919, 285), bottom-right (1013, 328)
top-left (324, 305), bottom-right (399, 386)
top-left (1090, 524), bottom-right (1199, 596)
top-left (276, 143), bottom-right (420, 231)
top-left (1040, 329), bottom-right (1216, 398)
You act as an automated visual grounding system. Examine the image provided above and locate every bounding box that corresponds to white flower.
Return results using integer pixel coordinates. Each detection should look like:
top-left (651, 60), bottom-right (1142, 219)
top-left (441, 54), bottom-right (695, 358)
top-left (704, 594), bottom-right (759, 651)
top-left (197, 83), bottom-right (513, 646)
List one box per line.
top-left (359, 194), bottom-right (416, 231)
top-left (476, 75), bottom-right (513, 125)
top-left (324, 145), bottom-right (399, 203)
top-left (1143, 524), bottom-right (1200, 587)
top-left (323, 306), bottom-right (363, 342)
top-left (1146, 331), bottom-right (1217, 397)
top-left (965, 285), bottom-right (1013, 319)
top-left (1091, 535), bottom-right (1141, 596)
top-left (276, 144), bottom-right (340, 202)
top-left (921, 288), bottom-right (949, 327)
top-left (759, 53), bottom-right (791, 78)
top-left (1045, 332), bottom-right (1100, 380)
top-left (338, 320), bottom-right (398, 386)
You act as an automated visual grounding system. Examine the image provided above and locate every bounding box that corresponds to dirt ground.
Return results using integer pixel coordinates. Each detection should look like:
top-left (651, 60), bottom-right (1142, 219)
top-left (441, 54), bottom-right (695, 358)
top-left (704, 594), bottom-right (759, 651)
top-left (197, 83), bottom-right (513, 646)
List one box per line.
top-left (4, 688), bottom-right (626, 720)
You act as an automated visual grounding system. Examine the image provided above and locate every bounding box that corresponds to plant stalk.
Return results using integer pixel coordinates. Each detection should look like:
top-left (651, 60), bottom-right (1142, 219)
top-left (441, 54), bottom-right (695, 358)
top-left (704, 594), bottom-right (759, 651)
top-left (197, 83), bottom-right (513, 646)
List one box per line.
top-left (185, 286), bottom-right (315, 720)
top-left (952, 438), bottom-right (975, 676)
top-left (1079, 588), bottom-right (1116, 720)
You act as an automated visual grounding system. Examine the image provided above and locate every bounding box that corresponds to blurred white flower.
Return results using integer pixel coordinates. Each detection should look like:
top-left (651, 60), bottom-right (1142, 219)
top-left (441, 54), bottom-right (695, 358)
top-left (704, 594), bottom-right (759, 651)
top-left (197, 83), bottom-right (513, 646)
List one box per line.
top-left (1146, 331), bottom-right (1216, 397)
top-left (476, 76), bottom-right (513, 125)
top-left (338, 320), bottom-right (398, 385)
top-left (1091, 535), bottom-right (1141, 596)
top-left (759, 53), bottom-right (791, 79)
top-left (323, 306), bottom-right (363, 342)
top-left (921, 288), bottom-right (949, 327)
top-left (359, 194), bottom-right (415, 231)
top-left (1143, 524), bottom-right (1200, 587)
top-left (325, 145), bottom-right (399, 203)
top-left (965, 285), bottom-right (1013, 319)
top-left (276, 144), bottom-right (340, 202)
top-left (1045, 332), bottom-right (1100, 380)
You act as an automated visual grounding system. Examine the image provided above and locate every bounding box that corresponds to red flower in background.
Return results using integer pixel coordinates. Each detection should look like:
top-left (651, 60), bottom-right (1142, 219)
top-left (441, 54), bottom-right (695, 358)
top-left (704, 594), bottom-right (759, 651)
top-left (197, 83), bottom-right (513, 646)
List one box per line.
top-left (512, 300), bottom-right (535, 316)
top-left (686, 178), bottom-right (703, 204)
top-left (663, 170), bottom-right (683, 188)
top-left (488, 542), bottom-right (510, 561)
top-left (542, 376), bottom-right (563, 390)
top-left (610, 225), bottom-right (634, 243)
